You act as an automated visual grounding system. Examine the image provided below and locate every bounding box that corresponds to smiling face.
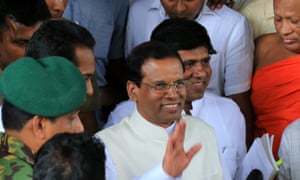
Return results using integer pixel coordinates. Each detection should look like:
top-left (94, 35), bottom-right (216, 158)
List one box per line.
top-left (160, 0), bottom-right (204, 20)
top-left (274, 0), bottom-right (300, 53)
top-left (128, 57), bottom-right (186, 128)
top-left (0, 20), bottom-right (42, 69)
top-left (178, 46), bottom-right (211, 102)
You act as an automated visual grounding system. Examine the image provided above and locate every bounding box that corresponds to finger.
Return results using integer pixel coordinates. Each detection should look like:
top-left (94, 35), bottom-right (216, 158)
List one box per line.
top-left (166, 132), bottom-right (176, 154)
top-left (166, 120), bottom-right (185, 154)
top-left (163, 136), bottom-right (176, 176)
top-left (174, 119), bottom-right (186, 147)
top-left (186, 144), bottom-right (201, 161)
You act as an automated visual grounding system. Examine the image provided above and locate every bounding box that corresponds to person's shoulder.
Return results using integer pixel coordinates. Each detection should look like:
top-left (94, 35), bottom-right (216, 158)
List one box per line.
top-left (104, 100), bottom-right (135, 128)
top-left (255, 33), bottom-right (278, 47)
top-left (129, 0), bottom-right (160, 15)
top-left (213, 5), bottom-right (247, 21)
top-left (183, 116), bottom-right (219, 142)
top-left (206, 92), bottom-right (241, 111)
top-left (130, 0), bottom-right (154, 9)
top-left (113, 0), bottom-right (128, 4)
top-left (110, 0), bottom-right (129, 9)
top-left (183, 115), bottom-right (214, 132)
top-left (95, 116), bottom-right (129, 137)
top-left (204, 92), bottom-right (238, 106)
top-left (254, 33), bottom-right (278, 69)
top-left (68, 0), bottom-right (128, 10)
top-left (283, 118), bottom-right (300, 136)
top-left (0, 155), bottom-right (33, 179)
top-left (115, 100), bottom-right (136, 109)
top-left (255, 33), bottom-right (277, 53)
top-left (109, 100), bottom-right (135, 116)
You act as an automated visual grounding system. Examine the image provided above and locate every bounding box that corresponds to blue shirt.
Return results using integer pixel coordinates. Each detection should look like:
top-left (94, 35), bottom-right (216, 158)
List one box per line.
top-left (63, 0), bottom-right (128, 86)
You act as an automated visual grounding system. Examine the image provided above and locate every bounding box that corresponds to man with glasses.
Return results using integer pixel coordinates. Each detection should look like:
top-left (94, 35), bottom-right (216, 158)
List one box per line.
top-left (126, 0), bottom-right (254, 148)
top-left (105, 19), bottom-right (246, 179)
top-left (95, 41), bottom-right (223, 179)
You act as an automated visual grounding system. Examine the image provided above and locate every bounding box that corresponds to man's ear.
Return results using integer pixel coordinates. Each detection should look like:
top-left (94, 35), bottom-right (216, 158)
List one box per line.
top-left (5, 16), bottom-right (17, 37)
top-left (127, 80), bottom-right (139, 102)
top-left (32, 116), bottom-right (47, 140)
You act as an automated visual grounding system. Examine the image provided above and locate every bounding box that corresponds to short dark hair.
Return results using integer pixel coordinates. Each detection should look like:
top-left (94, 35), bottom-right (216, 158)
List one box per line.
top-left (33, 132), bottom-right (106, 180)
top-left (127, 41), bottom-right (184, 85)
top-left (2, 100), bottom-right (34, 131)
top-left (25, 19), bottom-right (95, 65)
top-left (0, 0), bottom-right (50, 35)
top-left (151, 18), bottom-right (216, 54)
top-left (2, 100), bottom-right (61, 131)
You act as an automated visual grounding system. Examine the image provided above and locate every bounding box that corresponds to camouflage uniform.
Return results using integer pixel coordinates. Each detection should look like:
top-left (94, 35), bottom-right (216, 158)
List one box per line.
top-left (0, 133), bottom-right (34, 179)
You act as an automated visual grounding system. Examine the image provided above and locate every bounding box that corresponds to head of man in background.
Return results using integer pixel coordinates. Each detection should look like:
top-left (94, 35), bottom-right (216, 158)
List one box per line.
top-left (0, 0), bottom-right (50, 69)
top-left (151, 18), bottom-right (216, 103)
top-left (33, 132), bottom-right (105, 180)
top-left (26, 19), bottom-right (96, 97)
top-left (25, 19), bottom-right (99, 133)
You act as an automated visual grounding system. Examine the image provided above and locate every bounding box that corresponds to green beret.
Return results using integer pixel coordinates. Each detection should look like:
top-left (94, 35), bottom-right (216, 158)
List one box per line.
top-left (0, 56), bottom-right (86, 117)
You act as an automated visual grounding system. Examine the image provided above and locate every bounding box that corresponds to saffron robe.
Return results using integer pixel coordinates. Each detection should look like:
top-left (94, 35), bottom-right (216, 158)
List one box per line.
top-left (251, 55), bottom-right (300, 160)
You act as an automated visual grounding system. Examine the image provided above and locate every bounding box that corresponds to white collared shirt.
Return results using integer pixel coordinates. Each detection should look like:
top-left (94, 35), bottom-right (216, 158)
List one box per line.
top-left (126, 0), bottom-right (254, 96)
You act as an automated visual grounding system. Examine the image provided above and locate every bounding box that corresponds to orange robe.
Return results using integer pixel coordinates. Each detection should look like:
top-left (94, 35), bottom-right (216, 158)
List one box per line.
top-left (251, 56), bottom-right (300, 160)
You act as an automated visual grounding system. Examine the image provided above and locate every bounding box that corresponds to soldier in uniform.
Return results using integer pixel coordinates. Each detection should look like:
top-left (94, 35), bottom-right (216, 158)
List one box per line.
top-left (0, 56), bottom-right (86, 179)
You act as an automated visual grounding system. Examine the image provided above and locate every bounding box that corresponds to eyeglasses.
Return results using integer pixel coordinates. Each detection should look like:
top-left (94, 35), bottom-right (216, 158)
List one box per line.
top-left (140, 79), bottom-right (187, 93)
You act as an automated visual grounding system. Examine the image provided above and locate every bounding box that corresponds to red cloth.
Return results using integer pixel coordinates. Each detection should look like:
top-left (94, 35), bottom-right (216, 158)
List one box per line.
top-left (251, 56), bottom-right (300, 160)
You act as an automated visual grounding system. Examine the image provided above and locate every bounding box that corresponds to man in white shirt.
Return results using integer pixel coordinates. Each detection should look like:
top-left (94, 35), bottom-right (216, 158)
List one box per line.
top-left (96, 41), bottom-right (223, 179)
top-left (106, 19), bottom-right (246, 179)
top-left (278, 118), bottom-right (300, 180)
top-left (125, 0), bottom-right (254, 147)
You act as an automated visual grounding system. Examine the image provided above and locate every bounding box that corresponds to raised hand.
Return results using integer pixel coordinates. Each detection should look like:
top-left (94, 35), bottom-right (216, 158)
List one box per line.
top-left (163, 119), bottom-right (201, 177)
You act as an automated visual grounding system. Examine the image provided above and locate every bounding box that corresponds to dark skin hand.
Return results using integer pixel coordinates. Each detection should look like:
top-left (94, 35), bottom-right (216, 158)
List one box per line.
top-left (206, 0), bottom-right (226, 10)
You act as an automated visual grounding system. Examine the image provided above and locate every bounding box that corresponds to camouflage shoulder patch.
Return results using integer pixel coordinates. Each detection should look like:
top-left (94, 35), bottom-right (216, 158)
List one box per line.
top-left (0, 155), bottom-right (33, 179)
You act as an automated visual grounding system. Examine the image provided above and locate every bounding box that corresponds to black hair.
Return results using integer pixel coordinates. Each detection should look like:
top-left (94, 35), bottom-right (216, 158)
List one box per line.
top-left (151, 18), bottom-right (216, 54)
top-left (33, 132), bottom-right (106, 180)
top-left (25, 19), bottom-right (95, 66)
top-left (2, 100), bottom-right (58, 131)
top-left (0, 0), bottom-right (50, 36)
top-left (2, 100), bottom-right (34, 131)
top-left (127, 41), bottom-right (184, 85)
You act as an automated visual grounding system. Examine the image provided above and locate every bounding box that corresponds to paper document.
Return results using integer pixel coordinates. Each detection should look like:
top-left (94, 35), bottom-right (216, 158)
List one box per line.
top-left (235, 133), bottom-right (279, 180)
